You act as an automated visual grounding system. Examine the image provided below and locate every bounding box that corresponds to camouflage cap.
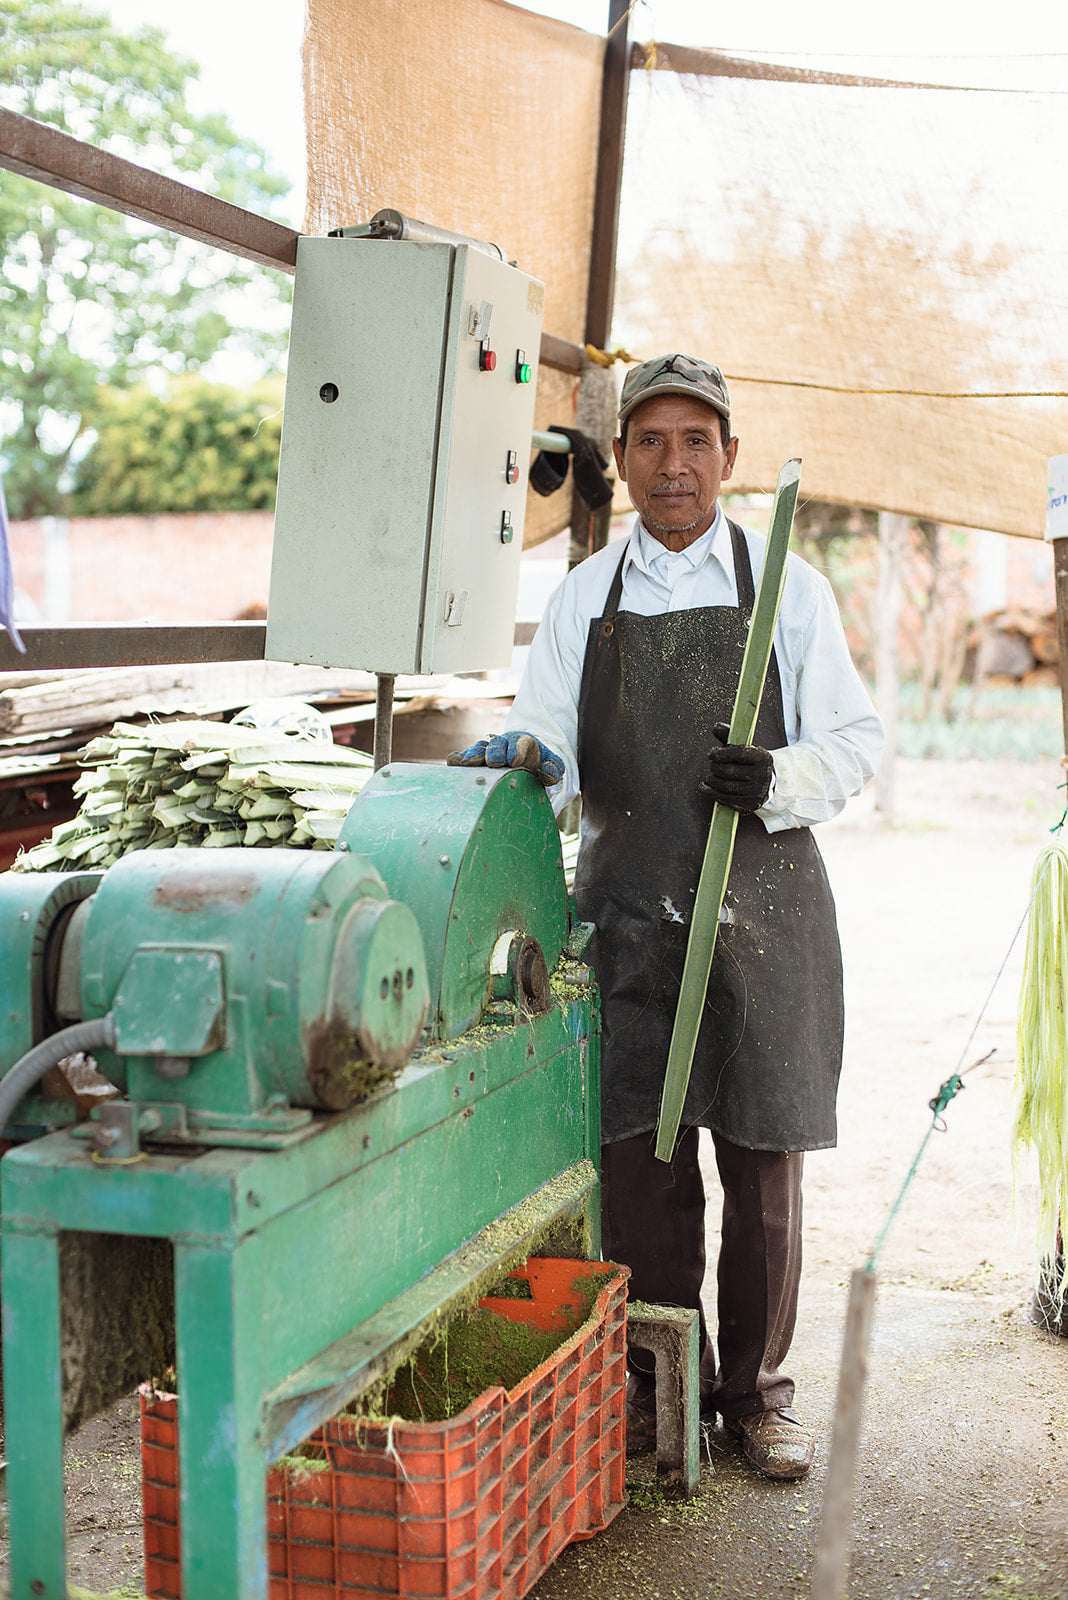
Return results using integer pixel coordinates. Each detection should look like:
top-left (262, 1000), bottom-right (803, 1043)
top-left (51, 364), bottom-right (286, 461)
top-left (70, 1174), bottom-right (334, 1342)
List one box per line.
top-left (618, 353), bottom-right (731, 430)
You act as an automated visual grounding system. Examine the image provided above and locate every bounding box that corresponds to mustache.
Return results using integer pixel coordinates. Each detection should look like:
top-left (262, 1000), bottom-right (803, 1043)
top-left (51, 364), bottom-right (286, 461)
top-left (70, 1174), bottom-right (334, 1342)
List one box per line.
top-left (650, 481), bottom-right (693, 495)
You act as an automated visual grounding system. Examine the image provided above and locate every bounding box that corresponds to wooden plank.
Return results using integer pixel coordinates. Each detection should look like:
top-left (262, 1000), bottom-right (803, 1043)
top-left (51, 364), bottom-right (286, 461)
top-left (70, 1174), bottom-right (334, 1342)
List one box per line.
top-left (0, 661), bottom-right (405, 737)
top-left (812, 1268), bottom-right (878, 1600)
top-left (1, 621), bottom-right (545, 676)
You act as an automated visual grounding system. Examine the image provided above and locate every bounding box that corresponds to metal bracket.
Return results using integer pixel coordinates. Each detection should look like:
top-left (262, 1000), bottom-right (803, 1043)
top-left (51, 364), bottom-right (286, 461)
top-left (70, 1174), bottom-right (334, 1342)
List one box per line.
top-left (627, 1303), bottom-right (700, 1495)
top-left (72, 1098), bottom-right (315, 1153)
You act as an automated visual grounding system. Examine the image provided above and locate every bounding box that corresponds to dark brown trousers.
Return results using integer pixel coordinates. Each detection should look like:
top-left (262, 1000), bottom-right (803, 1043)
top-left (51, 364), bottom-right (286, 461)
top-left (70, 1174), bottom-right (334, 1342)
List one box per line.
top-left (600, 1127), bottom-right (804, 1422)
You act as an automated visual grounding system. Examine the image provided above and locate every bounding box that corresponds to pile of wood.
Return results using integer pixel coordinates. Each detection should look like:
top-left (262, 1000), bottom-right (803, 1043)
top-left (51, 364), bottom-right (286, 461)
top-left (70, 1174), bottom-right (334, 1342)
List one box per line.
top-left (0, 661), bottom-right (387, 739)
top-left (972, 608), bottom-right (1059, 687)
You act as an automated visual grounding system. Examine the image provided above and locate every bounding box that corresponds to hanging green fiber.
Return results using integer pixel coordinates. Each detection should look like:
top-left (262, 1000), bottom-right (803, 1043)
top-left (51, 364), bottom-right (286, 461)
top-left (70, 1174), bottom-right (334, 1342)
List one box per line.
top-left (1014, 842), bottom-right (1068, 1310)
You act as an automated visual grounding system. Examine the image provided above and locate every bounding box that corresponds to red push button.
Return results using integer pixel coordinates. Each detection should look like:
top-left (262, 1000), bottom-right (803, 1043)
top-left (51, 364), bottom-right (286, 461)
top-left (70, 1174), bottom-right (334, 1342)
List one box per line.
top-left (479, 341), bottom-right (497, 372)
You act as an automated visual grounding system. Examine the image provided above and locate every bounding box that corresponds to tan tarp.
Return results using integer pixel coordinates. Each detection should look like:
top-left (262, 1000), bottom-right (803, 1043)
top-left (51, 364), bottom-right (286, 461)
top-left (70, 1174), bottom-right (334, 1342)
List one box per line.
top-left (304, 5), bottom-right (1068, 540)
top-left (303, 0), bottom-right (604, 548)
top-left (614, 60), bottom-right (1068, 539)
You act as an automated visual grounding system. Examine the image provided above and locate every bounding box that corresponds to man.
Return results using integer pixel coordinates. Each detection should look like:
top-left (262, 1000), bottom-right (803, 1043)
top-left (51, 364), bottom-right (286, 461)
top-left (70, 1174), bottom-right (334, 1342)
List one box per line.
top-left (450, 354), bottom-right (883, 1479)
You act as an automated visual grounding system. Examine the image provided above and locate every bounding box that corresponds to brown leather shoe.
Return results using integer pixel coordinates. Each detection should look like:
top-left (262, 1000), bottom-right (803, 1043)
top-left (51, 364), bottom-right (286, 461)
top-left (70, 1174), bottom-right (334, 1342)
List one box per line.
top-left (727, 1408), bottom-right (814, 1480)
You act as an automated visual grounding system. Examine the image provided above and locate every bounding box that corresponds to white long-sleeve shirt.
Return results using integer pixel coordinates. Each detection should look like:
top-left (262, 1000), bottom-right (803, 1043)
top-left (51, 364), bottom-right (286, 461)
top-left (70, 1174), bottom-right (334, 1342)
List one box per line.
top-left (507, 507), bottom-right (884, 832)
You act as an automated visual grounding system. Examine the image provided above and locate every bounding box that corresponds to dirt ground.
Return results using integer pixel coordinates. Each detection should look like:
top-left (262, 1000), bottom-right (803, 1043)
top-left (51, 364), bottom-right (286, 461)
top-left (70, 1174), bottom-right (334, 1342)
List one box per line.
top-left (2, 756), bottom-right (1067, 1598)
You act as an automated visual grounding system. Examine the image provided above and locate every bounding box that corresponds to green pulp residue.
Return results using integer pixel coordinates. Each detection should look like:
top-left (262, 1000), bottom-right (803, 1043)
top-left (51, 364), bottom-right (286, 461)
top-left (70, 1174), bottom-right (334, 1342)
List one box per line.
top-left (352, 1271), bottom-right (603, 1425)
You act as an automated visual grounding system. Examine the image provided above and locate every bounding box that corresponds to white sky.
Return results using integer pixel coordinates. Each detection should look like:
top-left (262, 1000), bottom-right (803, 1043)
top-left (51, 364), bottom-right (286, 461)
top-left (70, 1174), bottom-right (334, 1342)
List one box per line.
top-left (102, 0), bottom-right (1068, 231)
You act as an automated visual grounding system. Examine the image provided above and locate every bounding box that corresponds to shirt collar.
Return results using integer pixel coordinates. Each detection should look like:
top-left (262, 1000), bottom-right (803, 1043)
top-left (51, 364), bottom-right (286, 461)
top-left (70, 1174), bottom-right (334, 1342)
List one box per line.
top-left (625, 504), bottom-right (732, 579)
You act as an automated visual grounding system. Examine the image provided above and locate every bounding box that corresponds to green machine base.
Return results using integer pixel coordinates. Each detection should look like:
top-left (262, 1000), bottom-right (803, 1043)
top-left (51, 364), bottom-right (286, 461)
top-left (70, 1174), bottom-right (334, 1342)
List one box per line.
top-left (0, 765), bottom-right (601, 1600)
top-left (2, 993), bottom-right (599, 1599)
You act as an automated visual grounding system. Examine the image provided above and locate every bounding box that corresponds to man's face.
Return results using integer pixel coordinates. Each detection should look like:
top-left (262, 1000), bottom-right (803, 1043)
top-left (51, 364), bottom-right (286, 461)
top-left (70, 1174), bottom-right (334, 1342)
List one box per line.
top-left (612, 394), bottom-right (739, 551)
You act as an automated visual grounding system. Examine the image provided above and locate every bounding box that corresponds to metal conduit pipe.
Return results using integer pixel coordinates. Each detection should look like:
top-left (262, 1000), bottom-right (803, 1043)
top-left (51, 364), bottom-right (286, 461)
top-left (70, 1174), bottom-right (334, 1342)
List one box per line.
top-left (0, 1015), bottom-right (117, 1136)
top-left (531, 429), bottom-right (573, 453)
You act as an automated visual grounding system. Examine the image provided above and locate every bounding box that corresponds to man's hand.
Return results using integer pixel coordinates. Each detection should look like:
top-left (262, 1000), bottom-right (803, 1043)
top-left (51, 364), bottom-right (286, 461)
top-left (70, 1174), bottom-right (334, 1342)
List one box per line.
top-left (447, 731), bottom-right (565, 788)
top-left (700, 723), bottom-right (774, 813)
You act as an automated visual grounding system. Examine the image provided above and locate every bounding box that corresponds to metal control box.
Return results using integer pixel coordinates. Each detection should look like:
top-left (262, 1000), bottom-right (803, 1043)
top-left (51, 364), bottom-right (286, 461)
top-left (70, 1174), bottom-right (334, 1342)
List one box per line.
top-left (265, 237), bottom-right (545, 676)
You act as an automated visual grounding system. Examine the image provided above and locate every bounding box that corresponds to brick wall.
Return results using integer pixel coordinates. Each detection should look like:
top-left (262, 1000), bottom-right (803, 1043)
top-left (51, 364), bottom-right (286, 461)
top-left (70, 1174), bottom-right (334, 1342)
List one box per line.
top-left (9, 512), bottom-right (275, 623)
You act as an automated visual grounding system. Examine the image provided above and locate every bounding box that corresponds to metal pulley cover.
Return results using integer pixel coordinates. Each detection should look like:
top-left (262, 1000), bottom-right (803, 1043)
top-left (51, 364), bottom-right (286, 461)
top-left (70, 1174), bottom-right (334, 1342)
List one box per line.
top-left (0, 871), bottom-right (103, 1072)
top-left (336, 764), bottom-right (568, 1040)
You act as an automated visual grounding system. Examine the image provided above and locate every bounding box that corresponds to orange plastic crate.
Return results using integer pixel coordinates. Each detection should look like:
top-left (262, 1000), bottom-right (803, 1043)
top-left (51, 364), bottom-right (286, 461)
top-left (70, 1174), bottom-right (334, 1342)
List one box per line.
top-left (141, 1258), bottom-right (629, 1600)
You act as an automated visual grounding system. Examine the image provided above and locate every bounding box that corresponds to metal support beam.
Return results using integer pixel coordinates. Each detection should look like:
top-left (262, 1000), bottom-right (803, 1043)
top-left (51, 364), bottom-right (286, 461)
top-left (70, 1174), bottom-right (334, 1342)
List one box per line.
top-left (0, 107), bottom-right (300, 273)
top-left (566, 0), bottom-right (631, 569)
top-left (585, 1), bottom-right (632, 353)
top-left (627, 41), bottom-right (969, 92)
top-left (0, 106), bottom-right (586, 375)
top-left (373, 673), bottom-right (395, 770)
top-left (538, 332), bottom-right (586, 375)
top-left (0, 621), bottom-right (544, 674)
top-left (0, 623), bottom-right (268, 673)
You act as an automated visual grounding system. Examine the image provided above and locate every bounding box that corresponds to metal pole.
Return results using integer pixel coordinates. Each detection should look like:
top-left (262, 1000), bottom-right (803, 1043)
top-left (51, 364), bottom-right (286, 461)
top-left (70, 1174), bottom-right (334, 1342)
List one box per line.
top-left (585, 0), bottom-right (632, 353)
top-left (567, 0), bottom-right (632, 571)
top-left (531, 430), bottom-right (572, 453)
top-left (812, 1268), bottom-right (878, 1600)
top-left (1052, 535), bottom-right (1068, 760)
top-left (1038, 528), bottom-right (1068, 1334)
top-left (373, 674), bottom-right (395, 771)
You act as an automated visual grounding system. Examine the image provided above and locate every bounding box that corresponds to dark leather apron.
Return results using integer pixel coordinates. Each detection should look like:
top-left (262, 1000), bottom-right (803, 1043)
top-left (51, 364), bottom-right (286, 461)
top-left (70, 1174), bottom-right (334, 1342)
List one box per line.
top-left (573, 520), bottom-right (844, 1152)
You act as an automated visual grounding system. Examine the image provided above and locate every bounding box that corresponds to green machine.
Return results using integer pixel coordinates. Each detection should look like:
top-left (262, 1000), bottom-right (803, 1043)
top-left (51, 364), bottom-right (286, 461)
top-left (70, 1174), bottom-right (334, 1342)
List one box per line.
top-left (0, 763), bottom-right (600, 1599)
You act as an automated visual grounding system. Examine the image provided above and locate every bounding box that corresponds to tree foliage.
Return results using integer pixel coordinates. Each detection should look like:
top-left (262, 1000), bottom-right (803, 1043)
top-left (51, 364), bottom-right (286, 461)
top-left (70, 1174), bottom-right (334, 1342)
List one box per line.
top-left (0, 0), bottom-right (293, 518)
top-left (70, 375), bottom-right (284, 515)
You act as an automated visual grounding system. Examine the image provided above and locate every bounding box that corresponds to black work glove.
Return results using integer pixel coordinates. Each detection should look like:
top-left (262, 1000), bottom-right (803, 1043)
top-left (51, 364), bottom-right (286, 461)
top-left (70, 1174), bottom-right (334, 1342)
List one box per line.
top-left (528, 426), bottom-right (612, 507)
top-left (547, 424), bottom-right (614, 510)
top-left (699, 723), bottom-right (774, 813)
top-left (529, 445), bottom-right (569, 497)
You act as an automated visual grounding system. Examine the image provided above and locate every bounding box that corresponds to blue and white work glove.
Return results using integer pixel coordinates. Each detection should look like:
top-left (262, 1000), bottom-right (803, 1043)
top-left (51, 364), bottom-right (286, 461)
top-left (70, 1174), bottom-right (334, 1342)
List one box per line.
top-left (447, 731), bottom-right (565, 788)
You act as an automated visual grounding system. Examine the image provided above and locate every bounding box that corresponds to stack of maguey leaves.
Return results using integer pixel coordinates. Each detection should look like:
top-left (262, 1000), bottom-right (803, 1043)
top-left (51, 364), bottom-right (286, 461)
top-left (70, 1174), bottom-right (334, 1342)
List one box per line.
top-left (13, 719), bottom-right (373, 872)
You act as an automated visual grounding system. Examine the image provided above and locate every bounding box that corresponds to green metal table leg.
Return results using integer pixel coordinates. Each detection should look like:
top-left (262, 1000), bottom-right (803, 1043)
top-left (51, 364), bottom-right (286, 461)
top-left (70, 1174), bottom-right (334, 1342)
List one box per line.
top-left (3, 1221), bottom-right (67, 1600)
top-left (174, 1236), bottom-right (267, 1600)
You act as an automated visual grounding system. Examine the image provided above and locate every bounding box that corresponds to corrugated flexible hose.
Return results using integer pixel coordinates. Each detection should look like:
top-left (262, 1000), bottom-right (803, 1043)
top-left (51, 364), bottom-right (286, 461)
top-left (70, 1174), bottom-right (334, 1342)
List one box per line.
top-left (0, 1015), bottom-right (116, 1136)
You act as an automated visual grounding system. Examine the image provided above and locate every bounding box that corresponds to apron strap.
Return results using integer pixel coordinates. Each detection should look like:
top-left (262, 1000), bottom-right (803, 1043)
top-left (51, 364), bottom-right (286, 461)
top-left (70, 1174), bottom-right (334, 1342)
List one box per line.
top-left (726, 518), bottom-right (756, 614)
top-left (603, 543), bottom-right (628, 619)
